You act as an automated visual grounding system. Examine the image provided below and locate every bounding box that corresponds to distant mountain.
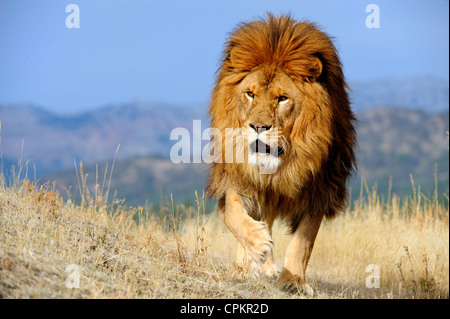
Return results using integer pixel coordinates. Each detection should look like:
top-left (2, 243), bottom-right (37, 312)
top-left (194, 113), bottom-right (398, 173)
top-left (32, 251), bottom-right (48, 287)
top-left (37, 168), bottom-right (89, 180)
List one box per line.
top-left (354, 107), bottom-right (449, 198)
top-left (1, 76), bottom-right (448, 205)
top-left (350, 76), bottom-right (449, 113)
top-left (45, 107), bottom-right (449, 207)
top-left (1, 76), bottom-right (448, 177)
top-left (0, 101), bottom-right (208, 175)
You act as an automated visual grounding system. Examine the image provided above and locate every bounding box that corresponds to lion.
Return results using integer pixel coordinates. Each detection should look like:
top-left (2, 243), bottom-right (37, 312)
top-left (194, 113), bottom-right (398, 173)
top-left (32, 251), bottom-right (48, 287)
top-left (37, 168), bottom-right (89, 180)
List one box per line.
top-left (206, 14), bottom-right (357, 293)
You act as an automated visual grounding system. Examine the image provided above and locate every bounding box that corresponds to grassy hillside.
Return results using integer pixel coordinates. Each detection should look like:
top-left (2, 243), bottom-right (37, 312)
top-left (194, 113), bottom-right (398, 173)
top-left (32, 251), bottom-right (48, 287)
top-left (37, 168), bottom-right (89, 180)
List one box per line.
top-left (50, 155), bottom-right (213, 210)
top-left (0, 167), bottom-right (448, 299)
top-left (355, 107), bottom-right (449, 199)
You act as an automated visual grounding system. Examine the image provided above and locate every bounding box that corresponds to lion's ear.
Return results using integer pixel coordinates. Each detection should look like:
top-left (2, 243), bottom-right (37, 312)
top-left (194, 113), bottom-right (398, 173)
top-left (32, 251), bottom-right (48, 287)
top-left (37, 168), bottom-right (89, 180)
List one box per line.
top-left (307, 56), bottom-right (323, 82)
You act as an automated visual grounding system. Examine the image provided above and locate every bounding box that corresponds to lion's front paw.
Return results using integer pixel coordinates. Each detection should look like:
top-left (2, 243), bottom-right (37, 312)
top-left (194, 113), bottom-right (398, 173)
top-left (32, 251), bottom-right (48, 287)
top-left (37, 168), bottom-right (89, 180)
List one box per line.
top-left (241, 220), bottom-right (273, 264)
top-left (254, 260), bottom-right (280, 278)
top-left (277, 270), bottom-right (313, 297)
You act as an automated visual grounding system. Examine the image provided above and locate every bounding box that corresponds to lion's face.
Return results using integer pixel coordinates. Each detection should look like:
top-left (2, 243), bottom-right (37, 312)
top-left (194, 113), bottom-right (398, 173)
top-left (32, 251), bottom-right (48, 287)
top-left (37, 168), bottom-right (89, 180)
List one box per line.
top-left (234, 64), bottom-right (333, 178)
top-left (237, 68), bottom-right (299, 173)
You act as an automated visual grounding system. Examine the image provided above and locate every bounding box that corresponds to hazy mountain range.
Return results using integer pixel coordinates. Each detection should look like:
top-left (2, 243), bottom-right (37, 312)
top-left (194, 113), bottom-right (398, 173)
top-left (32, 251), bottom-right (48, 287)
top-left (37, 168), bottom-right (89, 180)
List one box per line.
top-left (0, 102), bottom-right (206, 175)
top-left (0, 76), bottom-right (448, 206)
top-left (350, 76), bottom-right (449, 113)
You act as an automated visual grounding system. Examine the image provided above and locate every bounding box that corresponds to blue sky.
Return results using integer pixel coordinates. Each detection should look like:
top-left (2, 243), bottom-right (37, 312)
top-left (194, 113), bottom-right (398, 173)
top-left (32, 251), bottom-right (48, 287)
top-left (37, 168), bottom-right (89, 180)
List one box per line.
top-left (0, 0), bottom-right (448, 113)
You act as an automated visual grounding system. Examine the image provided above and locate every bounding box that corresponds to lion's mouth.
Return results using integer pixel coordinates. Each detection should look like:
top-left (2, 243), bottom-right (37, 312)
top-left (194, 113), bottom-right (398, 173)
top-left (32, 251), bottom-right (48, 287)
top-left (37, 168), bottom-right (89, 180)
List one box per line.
top-left (250, 139), bottom-right (284, 156)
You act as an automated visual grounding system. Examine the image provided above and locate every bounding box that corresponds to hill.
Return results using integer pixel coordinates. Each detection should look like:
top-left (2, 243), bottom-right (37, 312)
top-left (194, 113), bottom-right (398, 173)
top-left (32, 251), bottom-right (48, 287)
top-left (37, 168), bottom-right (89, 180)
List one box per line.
top-left (0, 101), bottom-right (207, 175)
top-left (0, 168), bottom-right (448, 299)
top-left (51, 155), bottom-right (211, 209)
top-left (0, 76), bottom-right (448, 205)
top-left (45, 107), bottom-right (449, 207)
top-left (350, 76), bottom-right (449, 113)
top-left (354, 107), bottom-right (449, 198)
top-left (0, 76), bottom-right (447, 176)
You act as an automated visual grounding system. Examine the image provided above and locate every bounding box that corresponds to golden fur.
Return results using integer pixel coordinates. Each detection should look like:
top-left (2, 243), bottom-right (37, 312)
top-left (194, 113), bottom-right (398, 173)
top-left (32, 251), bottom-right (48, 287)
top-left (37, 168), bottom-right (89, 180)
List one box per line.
top-left (206, 14), bottom-right (356, 292)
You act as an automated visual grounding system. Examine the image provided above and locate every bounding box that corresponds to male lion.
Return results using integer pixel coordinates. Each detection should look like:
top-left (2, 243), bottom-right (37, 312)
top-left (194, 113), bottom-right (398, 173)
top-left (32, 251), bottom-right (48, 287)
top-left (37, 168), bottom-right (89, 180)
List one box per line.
top-left (206, 14), bottom-right (357, 292)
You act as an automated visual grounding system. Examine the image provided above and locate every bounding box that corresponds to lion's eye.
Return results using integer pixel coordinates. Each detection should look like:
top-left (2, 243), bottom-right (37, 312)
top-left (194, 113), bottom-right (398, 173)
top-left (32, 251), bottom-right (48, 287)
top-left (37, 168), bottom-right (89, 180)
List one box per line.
top-left (246, 91), bottom-right (255, 99)
top-left (278, 96), bottom-right (289, 103)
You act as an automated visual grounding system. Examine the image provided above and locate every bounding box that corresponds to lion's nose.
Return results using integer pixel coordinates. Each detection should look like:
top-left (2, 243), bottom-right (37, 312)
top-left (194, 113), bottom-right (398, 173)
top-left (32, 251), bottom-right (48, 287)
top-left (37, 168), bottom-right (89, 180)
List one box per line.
top-left (249, 122), bottom-right (272, 133)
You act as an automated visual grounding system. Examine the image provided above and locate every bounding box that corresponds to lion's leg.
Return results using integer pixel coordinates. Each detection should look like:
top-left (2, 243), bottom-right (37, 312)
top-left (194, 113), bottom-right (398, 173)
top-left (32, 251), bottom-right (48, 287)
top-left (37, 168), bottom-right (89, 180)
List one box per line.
top-left (255, 216), bottom-right (279, 277)
top-left (277, 211), bottom-right (323, 293)
top-left (235, 217), bottom-right (279, 278)
top-left (235, 242), bottom-right (252, 273)
top-left (222, 189), bottom-right (273, 265)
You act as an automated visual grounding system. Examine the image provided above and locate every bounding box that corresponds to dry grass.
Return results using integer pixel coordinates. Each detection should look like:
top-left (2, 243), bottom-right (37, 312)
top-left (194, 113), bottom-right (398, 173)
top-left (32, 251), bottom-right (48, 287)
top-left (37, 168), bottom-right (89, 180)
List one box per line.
top-left (0, 164), bottom-right (448, 299)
